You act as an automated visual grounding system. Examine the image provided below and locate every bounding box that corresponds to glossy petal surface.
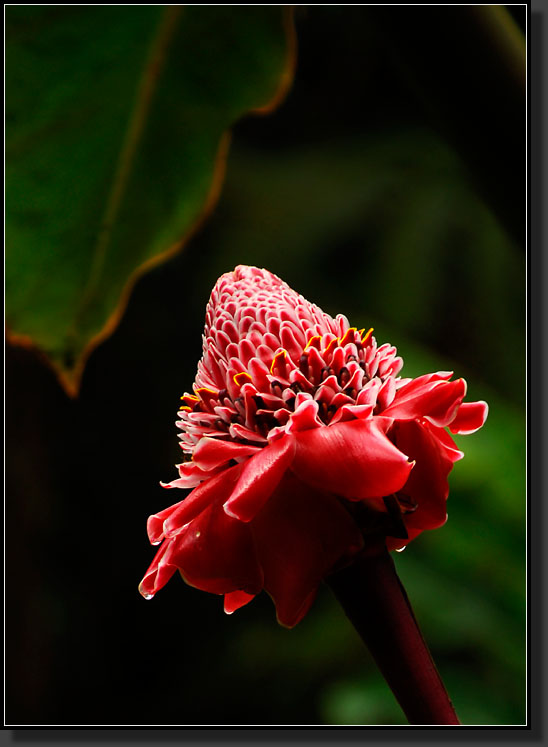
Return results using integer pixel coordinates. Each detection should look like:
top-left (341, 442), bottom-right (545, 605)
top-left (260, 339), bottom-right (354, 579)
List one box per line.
top-left (292, 419), bottom-right (413, 499)
top-left (223, 435), bottom-right (296, 521)
top-left (192, 438), bottom-right (261, 470)
top-left (387, 420), bottom-right (453, 547)
top-left (383, 377), bottom-right (467, 427)
top-left (171, 501), bottom-right (263, 595)
top-left (161, 464), bottom-right (242, 540)
top-left (449, 401), bottom-right (489, 434)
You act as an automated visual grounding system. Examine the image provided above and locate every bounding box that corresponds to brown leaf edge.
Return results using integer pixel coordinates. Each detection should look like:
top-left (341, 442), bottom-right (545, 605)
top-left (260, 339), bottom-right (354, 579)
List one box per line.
top-left (6, 5), bottom-right (298, 399)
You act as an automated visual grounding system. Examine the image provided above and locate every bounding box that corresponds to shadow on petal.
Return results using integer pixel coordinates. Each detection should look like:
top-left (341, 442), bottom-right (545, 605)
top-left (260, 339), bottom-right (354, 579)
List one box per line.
top-left (292, 419), bottom-right (413, 499)
top-left (251, 471), bottom-right (363, 628)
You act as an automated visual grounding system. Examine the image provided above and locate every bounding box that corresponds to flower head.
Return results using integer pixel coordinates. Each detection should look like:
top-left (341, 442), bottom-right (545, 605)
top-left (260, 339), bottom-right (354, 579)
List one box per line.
top-left (139, 266), bottom-right (488, 627)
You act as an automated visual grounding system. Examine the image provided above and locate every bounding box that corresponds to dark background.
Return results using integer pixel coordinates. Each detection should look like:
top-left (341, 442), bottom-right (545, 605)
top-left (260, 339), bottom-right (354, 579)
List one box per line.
top-left (6, 6), bottom-right (527, 726)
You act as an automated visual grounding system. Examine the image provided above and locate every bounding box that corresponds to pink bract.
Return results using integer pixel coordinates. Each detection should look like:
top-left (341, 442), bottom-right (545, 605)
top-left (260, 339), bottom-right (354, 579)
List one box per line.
top-left (139, 266), bottom-right (488, 627)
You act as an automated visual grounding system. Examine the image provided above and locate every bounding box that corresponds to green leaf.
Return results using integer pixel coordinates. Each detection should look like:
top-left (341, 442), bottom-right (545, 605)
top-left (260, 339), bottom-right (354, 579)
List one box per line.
top-left (6, 5), bottom-right (294, 394)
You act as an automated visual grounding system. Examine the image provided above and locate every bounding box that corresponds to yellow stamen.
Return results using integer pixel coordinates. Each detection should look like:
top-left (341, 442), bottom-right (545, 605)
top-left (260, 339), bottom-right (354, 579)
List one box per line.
top-left (233, 371), bottom-right (253, 387)
top-left (323, 337), bottom-right (338, 357)
top-left (269, 349), bottom-right (287, 374)
top-left (339, 327), bottom-right (357, 347)
top-left (304, 335), bottom-right (321, 351)
top-left (361, 327), bottom-right (374, 344)
top-left (194, 386), bottom-right (219, 396)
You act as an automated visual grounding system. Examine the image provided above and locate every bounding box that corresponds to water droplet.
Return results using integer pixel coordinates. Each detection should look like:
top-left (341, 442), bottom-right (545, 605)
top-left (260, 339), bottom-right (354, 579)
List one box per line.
top-left (151, 540), bottom-right (161, 546)
top-left (395, 546), bottom-right (406, 553)
top-left (138, 584), bottom-right (155, 600)
top-left (195, 530), bottom-right (201, 538)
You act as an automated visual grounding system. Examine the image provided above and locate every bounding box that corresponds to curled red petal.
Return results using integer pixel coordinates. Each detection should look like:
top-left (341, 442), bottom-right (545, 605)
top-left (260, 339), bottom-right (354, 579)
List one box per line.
top-left (161, 461), bottom-right (219, 489)
top-left (170, 500), bottom-right (263, 595)
top-left (286, 398), bottom-right (323, 432)
top-left (425, 422), bottom-right (464, 462)
top-left (392, 371), bottom-right (454, 393)
top-left (223, 435), bottom-right (296, 522)
top-left (449, 401), bottom-right (489, 434)
top-left (224, 590), bottom-right (256, 615)
top-left (329, 403), bottom-right (374, 425)
top-left (251, 472), bottom-right (363, 628)
top-left (276, 590), bottom-right (316, 629)
top-left (389, 420), bottom-right (453, 537)
top-left (291, 419), bottom-right (413, 500)
top-left (147, 498), bottom-right (189, 545)
top-left (163, 463), bottom-right (242, 539)
top-left (138, 540), bottom-right (178, 599)
top-left (383, 377), bottom-right (467, 427)
top-left (192, 437), bottom-right (262, 471)
top-left (228, 422), bottom-right (267, 444)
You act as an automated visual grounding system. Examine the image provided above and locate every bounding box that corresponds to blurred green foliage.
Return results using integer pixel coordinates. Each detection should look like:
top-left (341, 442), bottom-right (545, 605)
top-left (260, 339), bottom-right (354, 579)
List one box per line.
top-left (5, 5), bottom-right (290, 381)
top-left (6, 5), bottom-right (525, 727)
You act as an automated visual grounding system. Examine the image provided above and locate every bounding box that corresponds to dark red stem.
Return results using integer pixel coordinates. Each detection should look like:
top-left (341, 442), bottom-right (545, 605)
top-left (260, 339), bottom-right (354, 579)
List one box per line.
top-left (327, 537), bottom-right (460, 725)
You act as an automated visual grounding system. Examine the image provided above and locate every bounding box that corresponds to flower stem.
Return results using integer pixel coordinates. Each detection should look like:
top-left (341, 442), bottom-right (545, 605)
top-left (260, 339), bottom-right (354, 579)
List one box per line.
top-left (327, 537), bottom-right (460, 725)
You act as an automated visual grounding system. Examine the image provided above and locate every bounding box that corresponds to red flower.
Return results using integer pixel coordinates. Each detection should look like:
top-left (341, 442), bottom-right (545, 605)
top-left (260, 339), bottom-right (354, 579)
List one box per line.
top-left (139, 266), bottom-right (488, 627)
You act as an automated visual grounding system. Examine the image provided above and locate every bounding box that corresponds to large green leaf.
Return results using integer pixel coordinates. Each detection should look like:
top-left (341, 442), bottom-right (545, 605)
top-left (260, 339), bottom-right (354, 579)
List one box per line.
top-left (5, 5), bottom-right (294, 394)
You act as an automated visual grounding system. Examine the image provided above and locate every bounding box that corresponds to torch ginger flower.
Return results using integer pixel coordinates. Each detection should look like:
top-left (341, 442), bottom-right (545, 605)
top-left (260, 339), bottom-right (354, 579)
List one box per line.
top-left (139, 265), bottom-right (488, 627)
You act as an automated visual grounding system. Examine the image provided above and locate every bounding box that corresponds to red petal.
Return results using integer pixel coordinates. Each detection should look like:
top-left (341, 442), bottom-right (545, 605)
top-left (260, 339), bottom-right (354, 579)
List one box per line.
top-left (192, 437), bottom-right (262, 471)
top-left (277, 589), bottom-right (316, 629)
top-left (383, 377), bottom-right (467, 427)
top-left (329, 403), bottom-right (374, 425)
top-left (170, 501), bottom-right (263, 595)
top-left (161, 461), bottom-right (219, 489)
top-left (425, 422), bottom-right (464, 462)
top-left (223, 435), bottom-right (296, 522)
top-left (393, 371), bottom-right (454, 392)
top-left (449, 401), bottom-right (489, 434)
top-left (286, 399), bottom-right (322, 432)
top-left (147, 498), bottom-right (188, 545)
top-left (251, 472), bottom-right (363, 627)
top-left (224, 590), bottom-right (255, 614)
top-left (162, 464), bottom-right (242, 538)
top-left (228, 422), bottom-right (268, 444)
top-left (390, 420), bottom-right (453, 534)
top-left (291, 419), bottom-right (413, 499)
top-left (138, 540), bottom-right (178, 599)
